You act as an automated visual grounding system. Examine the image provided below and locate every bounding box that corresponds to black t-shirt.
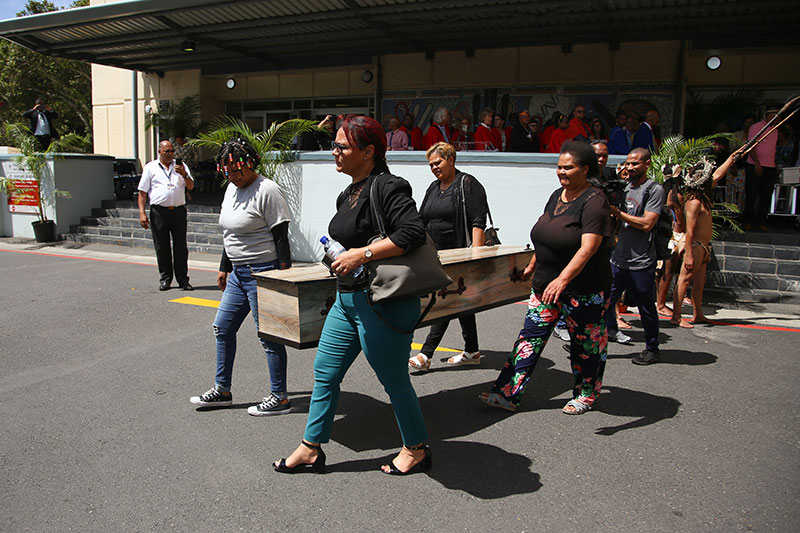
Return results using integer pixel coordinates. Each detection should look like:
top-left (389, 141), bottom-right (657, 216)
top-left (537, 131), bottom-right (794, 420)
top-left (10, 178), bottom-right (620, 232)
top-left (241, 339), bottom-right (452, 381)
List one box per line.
top-left (328, 172), bottom-right (426, 251)
top-left (530, 187), bottom-right (613, 295)
top-left (420, 184), bottom-right (458, 250)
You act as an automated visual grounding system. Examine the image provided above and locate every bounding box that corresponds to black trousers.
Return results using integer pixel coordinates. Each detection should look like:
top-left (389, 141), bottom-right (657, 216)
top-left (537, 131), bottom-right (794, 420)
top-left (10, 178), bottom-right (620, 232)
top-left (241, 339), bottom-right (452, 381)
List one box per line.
top-left (744, 164), bottom-right (778, 225)
top-left (150, 205), bottom-right (189, 285)
top-left (34, 135), bottom-right (52, 150)
top-left (420, 313), bottom-right (479, 356)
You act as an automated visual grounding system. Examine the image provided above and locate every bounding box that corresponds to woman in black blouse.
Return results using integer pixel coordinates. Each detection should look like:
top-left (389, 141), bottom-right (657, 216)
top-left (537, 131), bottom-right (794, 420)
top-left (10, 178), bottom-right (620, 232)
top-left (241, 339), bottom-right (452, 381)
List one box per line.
top-left (409, 142), bottom-right (488, 372)
top-left (480, 141), bottom-right (613, 415)
top-left (273, 116), bottom-right (431, 476)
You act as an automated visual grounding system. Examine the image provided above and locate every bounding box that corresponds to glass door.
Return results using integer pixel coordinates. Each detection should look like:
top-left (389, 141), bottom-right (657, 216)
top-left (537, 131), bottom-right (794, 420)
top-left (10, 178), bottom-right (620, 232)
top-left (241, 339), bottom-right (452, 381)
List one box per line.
top-left (243, 113), bottom-right (266, 133)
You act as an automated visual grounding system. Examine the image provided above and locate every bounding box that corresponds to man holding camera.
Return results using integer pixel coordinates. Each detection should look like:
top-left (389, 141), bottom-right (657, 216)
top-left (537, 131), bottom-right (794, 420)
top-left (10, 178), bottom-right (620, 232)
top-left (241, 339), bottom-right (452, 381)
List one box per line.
top-left (22, 98), bottom-right (59, 150)
top-left (606, 148), bottom-right (664, 365)
top-left (138, 140), bottom-right (194, 291)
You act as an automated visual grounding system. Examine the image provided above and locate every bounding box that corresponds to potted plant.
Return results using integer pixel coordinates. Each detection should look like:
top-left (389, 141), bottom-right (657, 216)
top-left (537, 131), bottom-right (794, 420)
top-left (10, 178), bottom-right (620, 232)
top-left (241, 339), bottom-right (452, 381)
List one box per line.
top-left (0, 123), bottom-right (90, 242)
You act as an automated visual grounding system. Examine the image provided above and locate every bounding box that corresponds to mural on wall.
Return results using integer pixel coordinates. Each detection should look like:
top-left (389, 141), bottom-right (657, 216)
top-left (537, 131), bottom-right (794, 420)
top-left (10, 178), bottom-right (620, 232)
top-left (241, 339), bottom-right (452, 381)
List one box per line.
top-left (383, 83), bottom-right (676, 138)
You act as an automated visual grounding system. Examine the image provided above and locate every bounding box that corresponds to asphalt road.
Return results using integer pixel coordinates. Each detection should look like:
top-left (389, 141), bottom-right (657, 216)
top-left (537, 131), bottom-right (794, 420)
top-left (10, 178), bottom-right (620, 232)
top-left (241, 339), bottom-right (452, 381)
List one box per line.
top-left (1, 245), bottom-right (799, 531)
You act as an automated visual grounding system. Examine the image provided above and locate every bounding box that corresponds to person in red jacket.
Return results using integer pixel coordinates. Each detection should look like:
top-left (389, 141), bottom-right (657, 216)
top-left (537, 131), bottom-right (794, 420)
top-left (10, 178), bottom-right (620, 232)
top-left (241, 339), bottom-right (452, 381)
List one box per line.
top-left (546, 113), bottom-right (572, 153)
top-left (566, 104), bottom-right (591, 139)
top-left (474, 108), bottom-right (500, 151)
top-left (401, 113), bottom-right (424, 150)
top-left (422, 107), bottom-right (454, 150)
top-left (540, 111), bottom-right (562, 152)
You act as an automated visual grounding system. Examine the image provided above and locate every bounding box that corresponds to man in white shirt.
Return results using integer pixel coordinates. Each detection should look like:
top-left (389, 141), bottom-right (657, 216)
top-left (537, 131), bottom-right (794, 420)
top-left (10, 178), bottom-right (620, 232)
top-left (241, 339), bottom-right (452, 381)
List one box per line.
top-left (138, 140), bottom-right (195, 291)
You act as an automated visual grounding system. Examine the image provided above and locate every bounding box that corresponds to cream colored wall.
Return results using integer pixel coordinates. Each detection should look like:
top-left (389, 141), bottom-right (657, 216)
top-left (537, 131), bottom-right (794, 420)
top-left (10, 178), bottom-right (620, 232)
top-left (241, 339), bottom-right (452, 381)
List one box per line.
top-left (687, 48), bottom-right (800, 87)
top-left (382, 41), bottom-right (684, 89)
top-left (201, 67), bottom-right (375, 103)
top-left (92, 62), bottom-right (202, 166)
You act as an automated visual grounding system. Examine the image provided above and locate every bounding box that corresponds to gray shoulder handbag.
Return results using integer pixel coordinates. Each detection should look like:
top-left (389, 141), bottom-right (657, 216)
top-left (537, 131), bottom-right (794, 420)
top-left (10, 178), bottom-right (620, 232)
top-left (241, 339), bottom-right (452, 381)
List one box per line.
top-left (367, 175), bottom-right (452, 307)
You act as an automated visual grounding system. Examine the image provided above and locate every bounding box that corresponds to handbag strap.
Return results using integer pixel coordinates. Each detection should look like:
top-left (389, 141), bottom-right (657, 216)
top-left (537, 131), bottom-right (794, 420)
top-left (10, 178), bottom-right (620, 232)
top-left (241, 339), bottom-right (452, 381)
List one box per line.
top-left (459, 173), bottom-right (472, 247)
top-left (366, 172), bottom-right (437, 334)
top-left (486, 204), bottom-right (496, 229)
top-left (368, 173), bottom-right (388, 238)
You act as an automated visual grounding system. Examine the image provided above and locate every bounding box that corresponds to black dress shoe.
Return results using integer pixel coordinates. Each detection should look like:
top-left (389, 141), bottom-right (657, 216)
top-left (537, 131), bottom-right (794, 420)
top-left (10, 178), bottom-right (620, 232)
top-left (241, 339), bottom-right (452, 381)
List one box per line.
top-left (159, 281), bottom-right (171, 291)
top-left (180, 283), bottom-right (194, 291)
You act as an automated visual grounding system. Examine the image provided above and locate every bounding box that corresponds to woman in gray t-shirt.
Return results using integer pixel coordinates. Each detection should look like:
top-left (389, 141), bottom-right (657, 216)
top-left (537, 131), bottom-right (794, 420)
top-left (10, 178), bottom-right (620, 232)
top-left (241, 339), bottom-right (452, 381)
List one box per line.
top-left (189, 139), bottom-right (293, 417)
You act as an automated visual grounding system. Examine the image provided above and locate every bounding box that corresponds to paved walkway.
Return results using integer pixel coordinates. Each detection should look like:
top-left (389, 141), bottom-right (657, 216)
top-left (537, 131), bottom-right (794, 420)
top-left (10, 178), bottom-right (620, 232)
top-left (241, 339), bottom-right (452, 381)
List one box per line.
top-left (2, 237), bottom-right (799, 531)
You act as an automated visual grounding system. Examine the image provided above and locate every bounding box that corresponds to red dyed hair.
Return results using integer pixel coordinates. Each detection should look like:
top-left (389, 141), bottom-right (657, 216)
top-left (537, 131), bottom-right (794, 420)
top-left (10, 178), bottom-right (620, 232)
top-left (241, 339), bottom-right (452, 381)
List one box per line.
top-left (340, 115), bottom-right (389, 173)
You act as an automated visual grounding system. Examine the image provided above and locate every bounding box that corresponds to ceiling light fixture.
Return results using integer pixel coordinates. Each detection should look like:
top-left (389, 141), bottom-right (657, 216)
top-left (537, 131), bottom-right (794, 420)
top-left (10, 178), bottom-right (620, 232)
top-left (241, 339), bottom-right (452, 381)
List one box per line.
top-left (226, 78), bottom-right (236, 89)
top-left (181, 40), bottom-right (196, 53)
top-left (706, 55), bottom-right (721, 70)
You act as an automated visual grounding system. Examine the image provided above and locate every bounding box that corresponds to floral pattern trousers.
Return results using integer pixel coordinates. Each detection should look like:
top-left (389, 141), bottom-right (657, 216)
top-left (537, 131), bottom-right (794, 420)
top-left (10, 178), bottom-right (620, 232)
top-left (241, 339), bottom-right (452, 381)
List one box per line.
top-left (490, 289), bottom-right (609, 408)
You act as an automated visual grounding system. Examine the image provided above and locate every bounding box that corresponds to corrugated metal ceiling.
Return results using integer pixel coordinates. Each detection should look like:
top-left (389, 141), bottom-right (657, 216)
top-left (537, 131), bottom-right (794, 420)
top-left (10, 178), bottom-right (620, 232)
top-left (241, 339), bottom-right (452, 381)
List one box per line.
top-left (0, 0), bottom-right (797, 74)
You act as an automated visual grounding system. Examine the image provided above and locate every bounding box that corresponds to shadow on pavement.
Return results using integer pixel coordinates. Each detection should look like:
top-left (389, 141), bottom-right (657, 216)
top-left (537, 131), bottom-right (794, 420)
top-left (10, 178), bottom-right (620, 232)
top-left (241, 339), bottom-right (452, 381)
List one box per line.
top-left (607, 349), bottom-right (717, 365)
top-left (590, 385), bottom-right (681, 436)
top-left (328, 441), bottom-right (542, 498)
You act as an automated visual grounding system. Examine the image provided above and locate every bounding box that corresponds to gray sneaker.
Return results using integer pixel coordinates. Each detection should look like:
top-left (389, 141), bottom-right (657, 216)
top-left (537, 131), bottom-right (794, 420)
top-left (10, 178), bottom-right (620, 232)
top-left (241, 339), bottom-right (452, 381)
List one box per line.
top-left (553, 326), bottom-right (571, 342)
top-left (610, 330), bottom-right (632, 344)
top-left (247, 392), bottom-right (292, 416)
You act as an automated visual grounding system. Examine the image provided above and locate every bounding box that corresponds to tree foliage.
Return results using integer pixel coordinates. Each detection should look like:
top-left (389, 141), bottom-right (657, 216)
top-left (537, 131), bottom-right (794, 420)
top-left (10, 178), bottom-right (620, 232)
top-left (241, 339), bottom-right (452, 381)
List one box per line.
top-left (145, 95), bottom-right (202, 140)
top-left (0, 0), bottom-right (92, 147)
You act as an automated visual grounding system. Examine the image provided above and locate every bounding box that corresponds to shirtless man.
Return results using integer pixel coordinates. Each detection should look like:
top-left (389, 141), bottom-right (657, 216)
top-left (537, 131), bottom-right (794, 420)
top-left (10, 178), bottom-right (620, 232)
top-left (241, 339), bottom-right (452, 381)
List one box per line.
top-left (670, 149), bottom-right (743, 327)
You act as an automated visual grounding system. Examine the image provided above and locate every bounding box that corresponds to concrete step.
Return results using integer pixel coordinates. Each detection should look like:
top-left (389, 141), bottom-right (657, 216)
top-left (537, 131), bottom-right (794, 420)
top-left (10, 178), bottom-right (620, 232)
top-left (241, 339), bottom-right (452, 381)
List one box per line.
top-left (716, 230), bottom-right (800, 247)
top-left (77, 216), bottom-right (221, 234)
top-left (61, 233), bottom-right (224, 255)
top-left (704, 287), bottom-right (800, 304)
top-left (710, 255), bottom-right (800, 278)
top-left (102, 198), bottom-right (223, 213)
top-left (90, 207), bottom-right (220, 224)
top-left (707, 271), bottom-right (800, 293)
top-left (68, 225), bottom-right (224, 245)
top-left (711, 241), bottom-right (800, 261)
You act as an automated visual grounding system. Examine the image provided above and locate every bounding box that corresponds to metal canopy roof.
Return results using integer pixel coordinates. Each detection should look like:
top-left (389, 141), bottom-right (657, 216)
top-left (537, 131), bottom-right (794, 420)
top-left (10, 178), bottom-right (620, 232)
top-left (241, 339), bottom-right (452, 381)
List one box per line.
top-left (0, 0), bottom-right (798, 75)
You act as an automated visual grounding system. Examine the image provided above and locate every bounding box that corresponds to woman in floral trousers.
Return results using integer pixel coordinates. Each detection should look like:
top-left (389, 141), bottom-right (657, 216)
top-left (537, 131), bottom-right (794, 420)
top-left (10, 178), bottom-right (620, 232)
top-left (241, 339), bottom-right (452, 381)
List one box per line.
top-left (480, 141), bottom-right (613, 415)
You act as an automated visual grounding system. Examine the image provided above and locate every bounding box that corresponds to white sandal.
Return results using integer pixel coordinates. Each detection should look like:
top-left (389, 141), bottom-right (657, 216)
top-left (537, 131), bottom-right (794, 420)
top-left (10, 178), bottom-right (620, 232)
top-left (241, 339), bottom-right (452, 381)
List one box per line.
top-left (408, 353), bottom-right (431, 372)
top-left (478, 392), bottom-right (517, 412)
top-left (446, 351), bottom-right (481, 366)
top-left (562, 398), bottom-right (592, 415)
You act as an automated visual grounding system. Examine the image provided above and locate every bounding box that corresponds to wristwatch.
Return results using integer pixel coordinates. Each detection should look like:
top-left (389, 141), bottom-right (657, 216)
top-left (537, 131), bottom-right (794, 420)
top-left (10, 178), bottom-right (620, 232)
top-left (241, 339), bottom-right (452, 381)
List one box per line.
top-left (364, 248), bottom-right (373, 260)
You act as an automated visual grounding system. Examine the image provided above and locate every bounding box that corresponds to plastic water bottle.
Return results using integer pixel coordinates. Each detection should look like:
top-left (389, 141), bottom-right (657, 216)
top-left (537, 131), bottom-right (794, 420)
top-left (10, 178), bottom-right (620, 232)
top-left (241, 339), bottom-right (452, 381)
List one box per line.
top-left (320, 236), bottom-right (364, 277)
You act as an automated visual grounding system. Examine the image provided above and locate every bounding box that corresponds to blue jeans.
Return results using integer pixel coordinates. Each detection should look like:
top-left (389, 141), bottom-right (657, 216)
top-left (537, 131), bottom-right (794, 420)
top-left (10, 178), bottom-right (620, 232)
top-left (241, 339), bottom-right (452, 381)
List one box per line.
top-left (213, 261), bottom-right (288, 394)
top-left (304, 290), bottom-right (428, 446)
top-left (607, 263), bottom-right (660, 352)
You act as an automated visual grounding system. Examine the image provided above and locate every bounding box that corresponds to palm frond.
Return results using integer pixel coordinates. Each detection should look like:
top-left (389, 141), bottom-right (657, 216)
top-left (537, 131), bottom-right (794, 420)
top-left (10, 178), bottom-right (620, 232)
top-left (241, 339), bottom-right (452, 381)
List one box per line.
top-left (190, 116), bottom-right (319, 182)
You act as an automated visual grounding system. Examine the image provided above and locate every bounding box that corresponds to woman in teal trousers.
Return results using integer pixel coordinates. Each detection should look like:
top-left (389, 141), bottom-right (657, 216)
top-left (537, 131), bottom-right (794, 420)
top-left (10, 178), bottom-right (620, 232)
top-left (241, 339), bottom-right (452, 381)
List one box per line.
top-left (273, 115), bottom-right (431, 476)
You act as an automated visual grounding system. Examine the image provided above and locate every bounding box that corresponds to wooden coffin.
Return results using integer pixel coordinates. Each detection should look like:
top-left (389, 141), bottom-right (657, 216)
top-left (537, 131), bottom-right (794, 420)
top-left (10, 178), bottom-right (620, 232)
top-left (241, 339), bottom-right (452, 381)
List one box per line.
top-left (256, 244), bottom-right (534, 349)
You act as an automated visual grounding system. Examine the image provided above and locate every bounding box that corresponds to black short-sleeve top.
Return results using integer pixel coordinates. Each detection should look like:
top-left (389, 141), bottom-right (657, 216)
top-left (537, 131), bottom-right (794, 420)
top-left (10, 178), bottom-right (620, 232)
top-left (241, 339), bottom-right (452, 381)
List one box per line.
top-left (530, 186), bottom-right (614, 295)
